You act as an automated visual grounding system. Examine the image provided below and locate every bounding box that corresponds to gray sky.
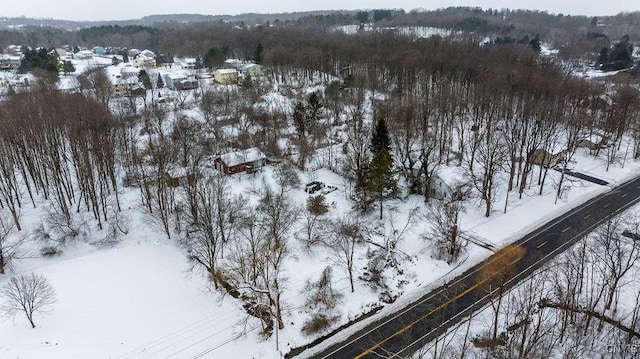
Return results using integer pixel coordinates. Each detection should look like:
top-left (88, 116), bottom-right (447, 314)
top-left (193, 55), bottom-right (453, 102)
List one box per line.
top-left (0, 0), bottom-right (636, 21)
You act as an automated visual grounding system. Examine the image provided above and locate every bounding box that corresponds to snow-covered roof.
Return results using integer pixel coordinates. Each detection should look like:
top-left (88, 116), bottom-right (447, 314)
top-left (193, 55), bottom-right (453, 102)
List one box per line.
top-left (121, 64), bottom-right (138, 74)
top-left (118, 77), bottom-right (141, 85)
top-left (216, 69), bottom-right (237, 74)
top-left (218, 148), bottom-right (265, 167)
top-left (164, 72), bottom-right (189, 80)
top-left (437, 166), bottom-right (467, 186)
top-left (76, 50), bottom-right (94, 58)
top-left (0, 54), bottom-right (21, 61)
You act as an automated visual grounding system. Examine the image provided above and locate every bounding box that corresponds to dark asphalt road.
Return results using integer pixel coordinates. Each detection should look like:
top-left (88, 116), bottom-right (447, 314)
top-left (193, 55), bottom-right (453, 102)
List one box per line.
top-left (301, 175), bottom-right (640, 359)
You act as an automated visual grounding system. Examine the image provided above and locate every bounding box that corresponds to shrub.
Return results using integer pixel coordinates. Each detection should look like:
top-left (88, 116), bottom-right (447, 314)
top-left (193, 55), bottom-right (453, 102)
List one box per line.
top-left (307, 195), bottom-right (329, 215)
top-left (302, 313), bottom-right (340, 336)
top-left (40, 246), bottom-right (61, 257)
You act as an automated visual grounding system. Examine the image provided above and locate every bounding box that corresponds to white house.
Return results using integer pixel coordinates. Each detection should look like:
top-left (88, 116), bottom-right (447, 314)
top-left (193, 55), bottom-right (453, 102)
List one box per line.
top-left (163, 72), bottom-right (198, 90)
top-left (223, 58), bottom-right (243, 70)
top-left (75, 50), bottom-right (94, 60)
top-left (179, 57), bottom-right (197, 69)
top-left (141, 49), bottom-right (156, 58)
top-left (432, 166), bottom-right (470, 202)
top-left (0, 54), bottom-right (21, 70)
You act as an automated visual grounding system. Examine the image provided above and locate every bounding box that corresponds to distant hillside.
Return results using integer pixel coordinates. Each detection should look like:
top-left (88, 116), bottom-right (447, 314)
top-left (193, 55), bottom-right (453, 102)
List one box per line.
top-left (0, 11), bottom-right (359, 30)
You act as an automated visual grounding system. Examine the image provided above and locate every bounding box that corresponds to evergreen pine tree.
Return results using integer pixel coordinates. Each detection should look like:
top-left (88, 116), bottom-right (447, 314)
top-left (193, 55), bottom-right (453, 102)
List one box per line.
top-left (366, 151), bottom-right (396, 219)
top-left (365, 118), bottom-right (396, 219)
top-left (156, 74), bottom-right (164, 89)
top-left (529, 34), bottom-right (542, 52)
top-left (138, 70), bottom-right (152, 90)
top-left (62, 61), bottom-right (75, 76)
top-left (254, 43), bottom-right (264, 65)
top-left (370, 118), bottom-right (392, 156)
top-left (293, 102), bottom-right (307, 137)
top-left (306, 92), bottom-right (323, 128)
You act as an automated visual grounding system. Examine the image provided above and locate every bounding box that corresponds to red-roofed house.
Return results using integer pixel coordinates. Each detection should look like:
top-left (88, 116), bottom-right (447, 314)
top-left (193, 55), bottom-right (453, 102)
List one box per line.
top-left (214, 148), bottom-right (267, 174)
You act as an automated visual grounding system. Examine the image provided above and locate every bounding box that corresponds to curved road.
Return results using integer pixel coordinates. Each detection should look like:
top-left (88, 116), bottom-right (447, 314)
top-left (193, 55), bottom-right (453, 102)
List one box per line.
top-left (300, 175), bottom-right (640, 359)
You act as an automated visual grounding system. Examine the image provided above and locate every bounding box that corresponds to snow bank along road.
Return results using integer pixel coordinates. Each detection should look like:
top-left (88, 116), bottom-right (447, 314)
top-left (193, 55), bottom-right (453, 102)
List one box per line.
top-left (304, 175), bottom-right (640, 358)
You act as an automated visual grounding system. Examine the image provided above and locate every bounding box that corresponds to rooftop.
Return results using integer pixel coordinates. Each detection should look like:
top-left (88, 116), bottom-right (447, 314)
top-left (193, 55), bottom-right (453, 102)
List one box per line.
top-left (216, 69), bottom-right (237, 74)
top-left (218, 148), bottom-right (265, 167)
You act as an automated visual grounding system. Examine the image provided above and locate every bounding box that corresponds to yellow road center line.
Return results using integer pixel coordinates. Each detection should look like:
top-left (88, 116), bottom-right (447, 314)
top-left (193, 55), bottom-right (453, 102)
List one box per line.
top-left (584, 214), bottom-right (591, 220)
top-left (355, 257), bottom-right (522, 358)
top-left (562, 227), bottom-right (571, 233)
top-left (622, 193), bottom-right (628, 198)
top-left (537, 241), bottom-right (547, 249)
top-left (604, 203), bottom-right (611, 208)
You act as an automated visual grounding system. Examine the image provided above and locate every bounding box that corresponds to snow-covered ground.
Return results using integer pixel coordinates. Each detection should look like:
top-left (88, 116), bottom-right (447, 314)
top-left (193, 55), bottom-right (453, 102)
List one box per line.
top-left (2, 52), bottom-right (640, 359)
top-left (1, 143), bottom-right (639, 359)
top-left (332, 24), bottom-right (455, 38)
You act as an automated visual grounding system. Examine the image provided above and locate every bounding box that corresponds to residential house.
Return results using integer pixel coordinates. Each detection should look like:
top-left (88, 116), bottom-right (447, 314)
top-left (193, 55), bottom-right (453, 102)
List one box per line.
top-left (5, 45), bottom-right (23, 56)
top-left (75, 50), bottom-right (94, 60)
top-left (179, 57), bottom-right (197, 69)
top-left (92, 46), bottom-right (106, 55)
top-left (214, 148), bottom-right (267, 175)
top-left (175, 77), bottom-right (198, 91)
top-left (112, 77), bottom-right (145, 97)
top-left (102, 64), bottom-right (144, 97)
top-left (128, 48), bottom-right (141, 58)
top-left (141, 49), bottom-right (155, 58)
top-left (163, 72), bottom-right (185, 90)
top-left (577, 132), bottom-right (609, 151)
top-left (132, 56), bottom-right (155, 68)
top-left (529, 148), bottom-right (566, 167)
top-left (223, 58), bottom-right (243, 70)
top-left (242, 63), bottom-right (263, 77)
top-left (120, 64), bottom-right (139, 77)
top-left (0, 54), bottom-right (21, 70)
top-left (214, 69), bottom-right (238, 84)
top-left (129, 49), bottom-right (156, 68)
top-left (163, 72), bottom-right (198, 90)
top-left (54, 48), bottom-right (68, 59)
top-left (164, 167), bottom-right (196, 187)
top-left (432, 166), bottom-right (470, 202)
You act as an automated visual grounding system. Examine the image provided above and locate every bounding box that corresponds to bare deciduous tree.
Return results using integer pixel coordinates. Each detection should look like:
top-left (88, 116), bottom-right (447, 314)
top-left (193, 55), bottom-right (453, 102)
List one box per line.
top-left (84, 68), bottom-right (113, 107)
top-left (327, 216), bottom-right (363, 293)
top-left (0, 273), bottom-right (56, 328)
top-left (425, 199), bottom-right (466, 264)
top-left (593, 214), bottom-right (640, 311)
top-left (184, 175), bottom-right (244, 289)
top-left (0, 210), bottom-right (24, 274)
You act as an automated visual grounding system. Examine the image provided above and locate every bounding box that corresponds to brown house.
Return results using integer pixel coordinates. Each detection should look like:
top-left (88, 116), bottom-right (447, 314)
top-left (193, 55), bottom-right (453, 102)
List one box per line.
top-left (214, 148), bottom-right (267, 175)
top-left (530, 149), bottom-right (566, 167)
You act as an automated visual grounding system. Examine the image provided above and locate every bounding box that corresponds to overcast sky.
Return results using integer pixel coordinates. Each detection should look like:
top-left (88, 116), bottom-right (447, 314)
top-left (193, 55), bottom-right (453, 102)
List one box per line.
top-left (0, 0), bottom-right (636, 21)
